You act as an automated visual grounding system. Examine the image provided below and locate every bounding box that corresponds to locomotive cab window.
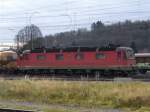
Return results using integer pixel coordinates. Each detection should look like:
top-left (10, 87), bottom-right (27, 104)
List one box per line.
top-left (37, 55), bottom-right (46, 60)
top-left (96, 53), bottom-right (105, 59)
top-left (56, 54), bottom-right (64, 60)
top-left (126, 49), bottom-right (134, 59)
top-left (75, 53), bottom-right (84, 60)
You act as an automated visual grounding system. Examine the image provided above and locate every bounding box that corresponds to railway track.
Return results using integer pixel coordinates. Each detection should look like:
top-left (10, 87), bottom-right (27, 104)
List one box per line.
top-left (0, 70), bottom-right (150, 82)
top-left (0, 74), bottom-right (150, 82)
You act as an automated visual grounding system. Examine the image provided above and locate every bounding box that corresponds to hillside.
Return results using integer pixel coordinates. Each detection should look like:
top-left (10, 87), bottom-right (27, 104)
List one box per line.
top-left (44, 20), bottom-right (150, 52)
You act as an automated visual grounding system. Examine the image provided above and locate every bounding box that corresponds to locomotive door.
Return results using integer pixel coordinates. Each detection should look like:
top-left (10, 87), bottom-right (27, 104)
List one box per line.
top-left (117, 50), bottom-right (124, 64)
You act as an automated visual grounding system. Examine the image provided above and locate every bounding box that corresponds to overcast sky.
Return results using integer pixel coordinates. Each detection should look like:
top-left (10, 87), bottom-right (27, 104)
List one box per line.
top-left (0, 0), bottom-right (150, 44)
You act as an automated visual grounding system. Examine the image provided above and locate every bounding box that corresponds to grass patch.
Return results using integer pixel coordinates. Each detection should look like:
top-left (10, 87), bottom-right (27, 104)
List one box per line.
top-left (0, 80), bottom-right (149, 111)
top-left (43, 108), bottom-right (76, 112)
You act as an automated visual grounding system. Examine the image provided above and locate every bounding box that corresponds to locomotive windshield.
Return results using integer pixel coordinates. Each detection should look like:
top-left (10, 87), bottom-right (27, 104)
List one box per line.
top-left (116, 47), bottom-right (135, 59)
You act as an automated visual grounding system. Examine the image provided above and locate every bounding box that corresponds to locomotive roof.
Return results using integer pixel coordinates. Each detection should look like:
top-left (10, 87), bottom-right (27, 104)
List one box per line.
top-left (30, 46), bottom-right (117, 53)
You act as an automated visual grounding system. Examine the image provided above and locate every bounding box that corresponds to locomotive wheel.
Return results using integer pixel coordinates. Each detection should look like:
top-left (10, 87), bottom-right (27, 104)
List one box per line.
top-left (139, 69), bottom-right (147, 74)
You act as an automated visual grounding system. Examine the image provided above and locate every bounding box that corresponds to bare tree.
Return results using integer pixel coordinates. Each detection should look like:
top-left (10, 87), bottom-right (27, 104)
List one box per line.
top-left (15, 24), bottom-right (43, 50)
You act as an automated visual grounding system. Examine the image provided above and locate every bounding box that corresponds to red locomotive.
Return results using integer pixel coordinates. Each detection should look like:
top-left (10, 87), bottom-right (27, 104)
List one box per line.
top-left (17, 46), bottom-right (136, 77)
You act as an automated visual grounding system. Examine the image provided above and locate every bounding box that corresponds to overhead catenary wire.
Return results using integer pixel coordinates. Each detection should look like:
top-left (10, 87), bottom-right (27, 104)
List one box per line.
top-left (0, 10), bottom-right (150, 21)
top-left (0, 0), bottom-right (149, 43)
top-left (1, 0), bottom-right (143, 16)
top-left (0, 0), bottom-right (147, 20)
top-left (0, 11), bottom-right (149, 26)
top-left (0, 0), bottom-right (148, 27)
top-left (0, 0), bottom-right (147, 19)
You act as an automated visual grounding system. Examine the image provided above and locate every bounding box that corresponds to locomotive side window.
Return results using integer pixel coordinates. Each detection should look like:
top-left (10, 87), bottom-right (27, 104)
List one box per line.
top-left (75, 53), bottom-right (84, 60)
top-left (56, 54), bottom-right (64, 60)
top-left (96, 53), bottom-right (105, 59)
top-left (37, 55), bottom-right (46, 60)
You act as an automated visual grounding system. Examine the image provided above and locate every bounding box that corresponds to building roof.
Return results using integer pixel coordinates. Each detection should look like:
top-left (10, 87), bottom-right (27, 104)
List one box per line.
top-left (135, 53), bottom-right (150, 57)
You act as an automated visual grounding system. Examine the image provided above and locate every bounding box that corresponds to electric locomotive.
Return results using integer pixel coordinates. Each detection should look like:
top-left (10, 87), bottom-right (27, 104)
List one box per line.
top-left (17, 46), bottom-right (136, 77)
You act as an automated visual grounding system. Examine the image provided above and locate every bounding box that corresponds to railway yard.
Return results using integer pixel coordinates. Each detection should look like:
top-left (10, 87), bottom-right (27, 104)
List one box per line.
top-left (0, 20), bottom-right (149, 112)
top-left (0, 47), bottom-right (150, 112)
top-left (1, 0), bottom-right (150, 111)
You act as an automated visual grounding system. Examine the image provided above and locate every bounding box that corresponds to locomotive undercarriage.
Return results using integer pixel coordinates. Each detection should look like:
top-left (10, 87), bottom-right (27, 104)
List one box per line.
top-left (0, 66), bottom-right (147, 80)
top-left (13, 68), bottom-right (137, 79)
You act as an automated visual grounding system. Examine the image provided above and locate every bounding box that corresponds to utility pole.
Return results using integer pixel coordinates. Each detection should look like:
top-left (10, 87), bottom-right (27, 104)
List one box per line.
top-left (61, 14), bottom-right (72, 30)
top-left (28, 11), bottom-right (39, 50)
top-left (73, 12), bottom-right (77, 31)
top-left (8, 28), bottom-right (18, 51)
top-left (30, 25), bottom-right (33, 50)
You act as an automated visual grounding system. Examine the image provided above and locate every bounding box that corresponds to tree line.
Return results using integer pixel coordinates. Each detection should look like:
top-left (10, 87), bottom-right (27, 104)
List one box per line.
top-left (16, 20), bottom-right (150, 53)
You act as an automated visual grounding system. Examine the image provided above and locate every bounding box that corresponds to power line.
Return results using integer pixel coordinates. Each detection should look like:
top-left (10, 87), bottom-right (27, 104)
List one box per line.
top-left (0, 1), bottom-right (149, 31)
top-left (0, 14), bottom-right (149, 30)
top-left (37, 1), bottom-right (142, 13)
top-left (0, 23), bottom-right (91, 29)
top-left (0, 10), bottom-right (150, 21)
top-left (0, 13), bottom-right (149, 31)
top-left (20, 0), bottom-right (143, 14)
top-left (2, 1), bottom-right (149, 22)
top-left (0, 0), bottom-right (145, 17)
top-left (0, 0), bottom-right (148, 26)
top-left (0, 0), bottom-right (78, 16)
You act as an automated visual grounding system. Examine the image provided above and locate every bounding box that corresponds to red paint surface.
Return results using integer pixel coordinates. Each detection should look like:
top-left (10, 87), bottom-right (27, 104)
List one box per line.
top-left (17, 50), bottom-right (135, 69)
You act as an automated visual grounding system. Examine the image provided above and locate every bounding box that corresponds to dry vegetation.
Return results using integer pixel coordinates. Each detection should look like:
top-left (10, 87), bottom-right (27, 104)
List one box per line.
top-left (0, 80), bottom-right (149, 111)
